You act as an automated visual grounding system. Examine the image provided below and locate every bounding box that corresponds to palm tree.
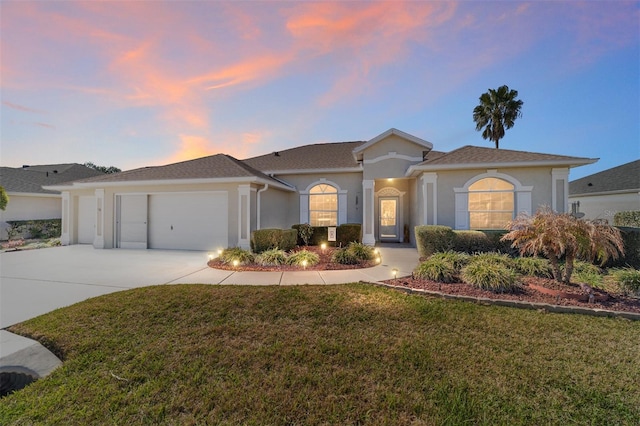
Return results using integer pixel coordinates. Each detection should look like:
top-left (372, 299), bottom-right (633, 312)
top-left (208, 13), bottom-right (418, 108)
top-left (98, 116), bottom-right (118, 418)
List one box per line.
top-left (473, 85), bottom-right (523, 149)
top-left (501, 207), bottom-right (624, 284)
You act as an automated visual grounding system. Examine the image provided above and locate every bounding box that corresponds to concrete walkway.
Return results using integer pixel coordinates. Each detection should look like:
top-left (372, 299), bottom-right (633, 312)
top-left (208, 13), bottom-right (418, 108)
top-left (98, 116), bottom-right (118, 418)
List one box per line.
top-left (0, 244), bottom-right (419, 381)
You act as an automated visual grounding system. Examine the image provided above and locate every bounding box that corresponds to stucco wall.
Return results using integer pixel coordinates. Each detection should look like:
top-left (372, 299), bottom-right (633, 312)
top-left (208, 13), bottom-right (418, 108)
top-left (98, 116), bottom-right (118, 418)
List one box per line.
top-left (569, 192), bottom-right (640, 222)
top-left (433, 167), bottom-right (557, 229)
top-left (275, 172), bottom-right (364, 225)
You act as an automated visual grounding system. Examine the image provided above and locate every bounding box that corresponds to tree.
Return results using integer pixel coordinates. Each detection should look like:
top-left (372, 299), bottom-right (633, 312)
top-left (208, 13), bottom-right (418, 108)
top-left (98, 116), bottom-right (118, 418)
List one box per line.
top-left (473, 85), bottom-right (523, 149)
top-left (84, 162), bottom-right (121, 174)
top-left (0, 186), bottom-right (8, 211)
top-left (501, 207), bottom-right (624, 284)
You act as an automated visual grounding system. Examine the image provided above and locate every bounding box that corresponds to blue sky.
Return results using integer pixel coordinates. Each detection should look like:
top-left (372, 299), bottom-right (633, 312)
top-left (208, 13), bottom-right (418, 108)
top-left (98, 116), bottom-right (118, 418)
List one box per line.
top-left (1, 1), bottom-right (638, 180)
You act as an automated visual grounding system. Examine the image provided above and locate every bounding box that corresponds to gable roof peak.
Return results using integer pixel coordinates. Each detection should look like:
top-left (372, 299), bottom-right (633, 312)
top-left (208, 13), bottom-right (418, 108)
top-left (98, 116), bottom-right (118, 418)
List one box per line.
top-left (352, 128), bottom-right (433, 160)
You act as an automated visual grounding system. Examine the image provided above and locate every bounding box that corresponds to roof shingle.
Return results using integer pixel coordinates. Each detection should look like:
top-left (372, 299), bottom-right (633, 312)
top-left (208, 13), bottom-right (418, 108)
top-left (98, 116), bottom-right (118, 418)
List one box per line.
top-left (569, 159), bottom-right (640, 195)
top-left (0, 164), bottom-right (104, 194)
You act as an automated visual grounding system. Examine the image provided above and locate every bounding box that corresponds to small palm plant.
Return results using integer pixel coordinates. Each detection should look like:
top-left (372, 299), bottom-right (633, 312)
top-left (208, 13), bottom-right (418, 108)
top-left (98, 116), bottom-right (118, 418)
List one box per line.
top-left (502, 207), bottom-right (624, 284)
top-left (287, 249), bottom-right (320, 267)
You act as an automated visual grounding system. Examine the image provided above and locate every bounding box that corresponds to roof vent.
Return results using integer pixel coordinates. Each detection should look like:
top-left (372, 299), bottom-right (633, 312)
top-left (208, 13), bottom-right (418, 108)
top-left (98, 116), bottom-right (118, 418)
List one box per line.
top-left (274, 152), bottom-right (280, 157)
top-left (53, 170), bottom-right (58, 174)
top-left (22, 165), bottom-right (29, 168)
top-left (588, 183), bottom-right (593, 186)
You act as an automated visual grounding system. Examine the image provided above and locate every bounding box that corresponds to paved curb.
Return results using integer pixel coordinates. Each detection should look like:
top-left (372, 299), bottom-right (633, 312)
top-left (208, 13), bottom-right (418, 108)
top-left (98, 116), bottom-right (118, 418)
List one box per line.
top-left (371, 282), bottom-right (640, 321)
top-left (0, 330), bottom-right (62, 379)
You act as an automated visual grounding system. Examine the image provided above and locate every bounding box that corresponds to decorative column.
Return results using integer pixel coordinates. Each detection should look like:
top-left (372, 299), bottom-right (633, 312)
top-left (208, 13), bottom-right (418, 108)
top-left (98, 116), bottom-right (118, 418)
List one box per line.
top-left (238, 185), bottom-right (251, 249)
top-left (61, 191), bottom-right (70, 245)
top-left (552, 168), bottom-right (569, 213)
top-left (94, 189), bottom-right (105, 248)
top-left (362, 180), bottom-right (376, 246)
top-left (421, 173), bottom-right (438, 225)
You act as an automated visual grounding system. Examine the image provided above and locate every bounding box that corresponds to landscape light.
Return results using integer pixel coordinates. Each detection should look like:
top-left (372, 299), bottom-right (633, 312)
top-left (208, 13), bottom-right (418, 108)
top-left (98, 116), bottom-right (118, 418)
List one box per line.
top-left (376, 256), bottom-right (381, 264)
top-left (217, 249), bottom-right (223, 256)
top-left (321, 243), bottom-right (327, 251)
top-left (233, 259), bottom-right (239, 268)
top-left (302, 259), bottom-right (308, 269)
top-left (392, 268), bottom-right (398, 279)
top-left (207, 253), bottom-right (214, 261)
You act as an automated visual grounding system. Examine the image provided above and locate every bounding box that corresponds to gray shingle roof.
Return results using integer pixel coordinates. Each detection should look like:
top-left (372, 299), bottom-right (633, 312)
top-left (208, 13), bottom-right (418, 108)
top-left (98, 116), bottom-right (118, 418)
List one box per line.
top-left (243, 141), bottom-right (365, 172)
top-left (0, 164), bottom-right (104, 194)
top-left (69, 154), bottom-right (284, 186)
top-left (420, 145), bottom-right (593, 166)
top-left (569, 159), bottom-right (640, 195)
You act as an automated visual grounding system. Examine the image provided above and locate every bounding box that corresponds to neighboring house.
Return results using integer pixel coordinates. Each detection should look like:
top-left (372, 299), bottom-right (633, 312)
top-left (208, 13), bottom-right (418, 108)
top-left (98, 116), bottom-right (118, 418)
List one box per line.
top-left (569, 159), bottom-right (640, 221)
top-left (0, 164), bottom-right (104, 240)
top-left (45, 128), bottom-right (596, 251)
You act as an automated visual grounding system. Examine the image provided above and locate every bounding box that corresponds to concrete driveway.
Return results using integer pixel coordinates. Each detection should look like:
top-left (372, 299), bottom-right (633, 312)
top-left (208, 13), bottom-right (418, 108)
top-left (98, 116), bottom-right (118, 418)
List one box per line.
top-left (0, 246), bottom-right (216, 328)
top-left (1, 244), bottom-right (418, 329)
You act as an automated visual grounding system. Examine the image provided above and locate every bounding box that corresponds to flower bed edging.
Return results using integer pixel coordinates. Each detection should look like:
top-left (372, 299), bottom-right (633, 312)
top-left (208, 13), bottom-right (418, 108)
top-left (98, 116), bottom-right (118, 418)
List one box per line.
top-left (370, 281), bottom-right (640, 321)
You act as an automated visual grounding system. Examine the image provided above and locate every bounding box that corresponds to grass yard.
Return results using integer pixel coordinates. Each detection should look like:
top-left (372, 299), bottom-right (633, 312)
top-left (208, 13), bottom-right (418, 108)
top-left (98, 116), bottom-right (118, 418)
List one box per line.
top-left (2, 284), bottom-right (639, 425)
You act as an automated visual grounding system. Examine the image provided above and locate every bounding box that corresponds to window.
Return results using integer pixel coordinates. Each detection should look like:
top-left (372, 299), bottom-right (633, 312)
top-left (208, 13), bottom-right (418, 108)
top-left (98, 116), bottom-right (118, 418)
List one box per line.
top-left (309, 184), bottom-right (337, 226)
top-left (468, 178), bottom-right (514, 229)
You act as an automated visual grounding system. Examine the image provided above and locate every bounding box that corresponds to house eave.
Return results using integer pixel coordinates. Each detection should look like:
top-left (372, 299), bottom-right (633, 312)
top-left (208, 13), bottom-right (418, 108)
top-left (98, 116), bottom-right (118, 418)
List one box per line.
top-left (569, 189), bottom-right (640, 198)
top-left (6, 191), bottom-right (61, 197)
top-left (44, 176), bottom-right (296, 192)
top-left (265, 167), bottom-right (363, 176)
top-left (405, 159), bottom-right (598, 177)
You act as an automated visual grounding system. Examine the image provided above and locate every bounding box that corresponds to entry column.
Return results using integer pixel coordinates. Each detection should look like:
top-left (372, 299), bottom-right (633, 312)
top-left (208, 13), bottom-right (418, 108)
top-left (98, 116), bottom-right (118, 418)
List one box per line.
top-left (362, 180), bottom-right (375, 246)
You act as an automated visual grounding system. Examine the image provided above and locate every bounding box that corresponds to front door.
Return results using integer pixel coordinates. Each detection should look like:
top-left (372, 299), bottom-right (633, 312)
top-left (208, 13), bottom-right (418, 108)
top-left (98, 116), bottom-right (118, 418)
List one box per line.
top-left (379, 197), bottom-right (399, 242)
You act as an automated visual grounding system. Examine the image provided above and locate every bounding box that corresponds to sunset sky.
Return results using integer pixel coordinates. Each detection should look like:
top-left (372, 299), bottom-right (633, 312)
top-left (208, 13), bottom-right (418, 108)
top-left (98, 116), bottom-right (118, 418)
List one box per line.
top-left (1, 1), bottom-right (638, 179)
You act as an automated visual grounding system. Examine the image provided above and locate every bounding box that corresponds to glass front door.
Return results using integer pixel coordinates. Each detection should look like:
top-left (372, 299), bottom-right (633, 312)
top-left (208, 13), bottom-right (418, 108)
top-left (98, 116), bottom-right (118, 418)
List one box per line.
top-left (379, 197), bottom-right (399, 241)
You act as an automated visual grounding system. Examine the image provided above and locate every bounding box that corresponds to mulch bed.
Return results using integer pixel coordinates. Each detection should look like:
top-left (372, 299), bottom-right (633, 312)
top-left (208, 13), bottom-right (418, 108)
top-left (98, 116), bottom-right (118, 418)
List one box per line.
top-left (208, 246), bottom-right (378, 272)
top-left (383, 275), bottom-right (640, 314)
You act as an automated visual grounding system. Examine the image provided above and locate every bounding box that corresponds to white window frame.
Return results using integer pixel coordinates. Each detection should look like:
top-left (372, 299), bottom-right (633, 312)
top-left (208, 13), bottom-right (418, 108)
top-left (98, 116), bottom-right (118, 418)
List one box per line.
top-left (300, 179), bottom-right (347, 225)
top-left (454, 170), bottom-right (532, 230)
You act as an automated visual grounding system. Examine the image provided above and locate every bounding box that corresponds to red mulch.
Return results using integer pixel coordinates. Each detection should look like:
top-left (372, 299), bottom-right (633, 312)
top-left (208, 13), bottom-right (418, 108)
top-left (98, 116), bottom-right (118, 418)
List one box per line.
top-left (383, 275), bottom-right (640, 314)
top-left (207, 246), bottom-right (378, 272)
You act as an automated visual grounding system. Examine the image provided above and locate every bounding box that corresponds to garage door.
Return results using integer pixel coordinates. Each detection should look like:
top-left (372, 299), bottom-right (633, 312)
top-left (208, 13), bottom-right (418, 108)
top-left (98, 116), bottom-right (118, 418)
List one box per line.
top-left (148, 192), bottom-right (228, 251)
top-left (77, 196), bottom-right (95, 244)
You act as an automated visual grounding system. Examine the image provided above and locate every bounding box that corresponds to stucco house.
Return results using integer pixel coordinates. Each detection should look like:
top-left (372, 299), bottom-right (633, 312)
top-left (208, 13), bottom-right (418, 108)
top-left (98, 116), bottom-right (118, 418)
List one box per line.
top-left (0, 163), bottom-right (104, 240)
top-left (45, 129), bottom-right (596, 251)
top-left (569, 159), bottom-right (640, 221)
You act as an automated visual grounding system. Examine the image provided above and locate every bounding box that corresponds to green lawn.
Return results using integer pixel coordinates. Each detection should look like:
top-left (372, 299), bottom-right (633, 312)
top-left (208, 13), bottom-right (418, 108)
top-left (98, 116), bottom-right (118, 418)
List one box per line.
top-left (2, 284), bottom-right (639, 425)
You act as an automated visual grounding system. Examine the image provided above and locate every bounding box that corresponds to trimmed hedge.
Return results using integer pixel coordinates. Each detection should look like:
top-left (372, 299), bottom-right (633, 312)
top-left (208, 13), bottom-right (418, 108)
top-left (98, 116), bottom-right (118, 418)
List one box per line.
top-left (614, 211), bottom-right (640, 228)
top-left (605, 227), bottom-right (640, 269)
top-left (250, 228), bottom-right (297, 253)
top-left (415, 225), bottom-right (456, 257)
top-left (452, 231), bottom-right (492, 254)
top-left (5, 219), bottom-right (61, 240)
top-left (292, 223), bottom-right (362, 247)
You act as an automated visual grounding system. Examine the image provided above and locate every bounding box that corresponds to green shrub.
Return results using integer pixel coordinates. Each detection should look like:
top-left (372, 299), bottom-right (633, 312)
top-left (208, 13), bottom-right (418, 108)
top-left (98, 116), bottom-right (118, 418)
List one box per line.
top-left (604, 227), bottom-right (640, 269)
top-left (570, 260), bottom-right (603, 287)
top-left (472, 252), bottom-right (514, 268)
top-left (251, 228), bottom-right (297, 253)
top-left (346, 242), bottom-right (374, 261)
top-left (332, 247), bottom-right (359, 265)
top-left (295, 223), bottom-right (314, 246)
top-left (513, 257), bottom-right (552, 278)
top-left (415, 225), bottom-right (456, 257)
top-left (609, 267), bottom-right (640, 296)
top-left (414, 257), bottom-right (458, 283)
top-left (255, 248), bottom-right (288, 266)
top-left (429, 251), bottom-right (470, 270)
top-left (461, 256), bottom-right (519, 293)
top-left (452, 230), bottom-right (493, 254)
top-left (614, 211), bottom-right (640, 228)
top-left (287, 249), bottom-right (320, 267)
top-left (480, 230), bottom-right (517, 255)
top-left (220, 247), bottom-right (254, 265)
top-left (337, 224), bottom-right (362, 246)
top-left (5, 219), bottom-right (62, 240)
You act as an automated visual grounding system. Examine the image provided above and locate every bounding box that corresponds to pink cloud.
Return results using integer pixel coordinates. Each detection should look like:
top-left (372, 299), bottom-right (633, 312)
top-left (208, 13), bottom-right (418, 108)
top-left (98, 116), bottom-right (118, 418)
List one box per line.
top-left (2, 101), bottom-right (45, 114)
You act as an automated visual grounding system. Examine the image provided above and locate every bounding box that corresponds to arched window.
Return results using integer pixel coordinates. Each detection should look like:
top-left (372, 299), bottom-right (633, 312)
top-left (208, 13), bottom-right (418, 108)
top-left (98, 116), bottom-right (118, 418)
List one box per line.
top-left (468, 177), bottom-right (514, 229)
top-left (309, 184), bottom-right (337, 226)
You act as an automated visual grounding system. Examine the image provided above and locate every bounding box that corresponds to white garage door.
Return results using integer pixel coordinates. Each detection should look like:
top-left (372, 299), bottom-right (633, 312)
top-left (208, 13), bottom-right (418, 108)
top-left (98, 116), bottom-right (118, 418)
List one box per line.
top-left (77, 196), bottom-right (95, 244)
top-left (148, 192), bottom-right (228, 251)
